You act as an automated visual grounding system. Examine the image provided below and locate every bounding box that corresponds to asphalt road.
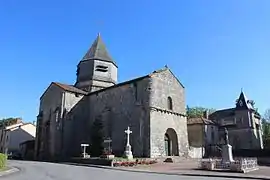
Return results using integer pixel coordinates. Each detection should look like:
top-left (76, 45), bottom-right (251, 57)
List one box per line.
top-left (2, 160), bottom-right (249, 180)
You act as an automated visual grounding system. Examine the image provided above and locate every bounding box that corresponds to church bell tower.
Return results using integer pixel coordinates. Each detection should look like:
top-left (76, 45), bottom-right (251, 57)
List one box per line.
top-left (75, 33), bottom-right (118, 92)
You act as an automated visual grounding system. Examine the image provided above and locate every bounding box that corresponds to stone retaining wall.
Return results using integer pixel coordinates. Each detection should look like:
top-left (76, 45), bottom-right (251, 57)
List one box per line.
top-left (200, 157), bottom-right (258, 173)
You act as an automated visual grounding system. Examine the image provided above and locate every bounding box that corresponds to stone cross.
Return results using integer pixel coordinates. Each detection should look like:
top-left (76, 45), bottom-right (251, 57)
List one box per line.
top-left (124, 126), bottom-right (132, 146)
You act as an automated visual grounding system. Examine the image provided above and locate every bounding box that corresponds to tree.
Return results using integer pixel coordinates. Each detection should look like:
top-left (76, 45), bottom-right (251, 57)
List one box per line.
top-left (0, 118), bottom-right (21, 128)
top-left (262, 109), bottom-right (270, 149)
top-left (186, 106), bottom-right (216, 119)
top-left (89, 117), bottom-right (104, 157)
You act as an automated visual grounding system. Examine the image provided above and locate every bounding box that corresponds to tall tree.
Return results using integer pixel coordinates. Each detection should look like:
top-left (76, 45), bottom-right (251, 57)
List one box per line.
top-left (186, 106), bottom-right (216, 119)
top-left (89, 117), bottom-right (104, 157)
top-left (0, 118), bottom-right (21, 128)
top-left (262, 109), bottom-right (270, 149)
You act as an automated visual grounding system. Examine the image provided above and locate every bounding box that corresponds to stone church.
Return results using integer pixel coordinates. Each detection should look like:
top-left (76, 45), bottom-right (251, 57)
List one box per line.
top-left (34, 34), bottom-right (189, 160)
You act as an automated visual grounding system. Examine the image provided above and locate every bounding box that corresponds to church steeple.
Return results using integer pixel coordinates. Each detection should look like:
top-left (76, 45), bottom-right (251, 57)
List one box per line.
top-left (81, 33), bottom-right (116, 66)
top-left (75, 33), bottom-right (118, 92)
top-left (235, 91), bottom-right (254, 110)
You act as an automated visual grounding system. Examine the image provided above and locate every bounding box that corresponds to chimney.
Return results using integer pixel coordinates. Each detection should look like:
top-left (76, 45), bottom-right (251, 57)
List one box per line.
top-left (32, 121), bottom-right (36, 126)
top-left (203, 110), bottom-right (209, 119)
top-left (16, 118), bottom-right (23, 124)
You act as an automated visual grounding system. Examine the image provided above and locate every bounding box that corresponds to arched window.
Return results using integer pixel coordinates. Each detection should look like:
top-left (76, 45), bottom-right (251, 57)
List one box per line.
top-left (54, 107), bottom-right (60, 123)
top-left (167, 96), bottom-right (173, 110)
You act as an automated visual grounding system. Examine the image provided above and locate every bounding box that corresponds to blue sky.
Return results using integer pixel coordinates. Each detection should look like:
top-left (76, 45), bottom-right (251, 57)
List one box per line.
top-left (1, 1), bottom-right (270, 122)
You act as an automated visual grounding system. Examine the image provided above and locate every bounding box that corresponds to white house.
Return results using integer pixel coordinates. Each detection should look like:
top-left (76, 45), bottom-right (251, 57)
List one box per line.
top-left (0, 122), bottom-right (36, 154)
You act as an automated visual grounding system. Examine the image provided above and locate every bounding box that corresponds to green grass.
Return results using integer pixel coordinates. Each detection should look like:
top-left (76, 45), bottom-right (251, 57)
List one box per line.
top-left (0, 153), bottom-right (7, 170)
top-left (0, 167), bottom-right (9, 172)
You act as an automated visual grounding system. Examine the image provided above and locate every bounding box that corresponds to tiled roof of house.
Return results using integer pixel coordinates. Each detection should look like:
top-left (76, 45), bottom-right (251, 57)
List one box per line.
top-left (53, 82), bottom-right (88, 95)
top-left (208, 108), bottom-right (235, 121)
top-left (187, 117), bottom-right (216, 125)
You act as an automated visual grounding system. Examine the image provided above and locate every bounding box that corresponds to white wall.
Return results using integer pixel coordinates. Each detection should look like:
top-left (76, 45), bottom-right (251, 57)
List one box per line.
top-left (7, 124), bottom-right (36, 153)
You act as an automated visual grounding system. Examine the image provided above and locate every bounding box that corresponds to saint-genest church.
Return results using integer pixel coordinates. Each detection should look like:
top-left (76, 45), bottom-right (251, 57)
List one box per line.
top-left (34, 33), bottom-right (189, 160)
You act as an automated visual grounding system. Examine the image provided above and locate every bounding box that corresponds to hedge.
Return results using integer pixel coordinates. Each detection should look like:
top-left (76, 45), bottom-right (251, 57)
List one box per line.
top-left (0, 153), bottom-right (7, 169)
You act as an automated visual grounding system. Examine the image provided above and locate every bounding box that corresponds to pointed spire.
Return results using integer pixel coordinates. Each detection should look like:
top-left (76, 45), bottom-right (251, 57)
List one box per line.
top-left (82, 33), bottom-right (115, 63)
top-left (236, 90), bottom-right (254, 109)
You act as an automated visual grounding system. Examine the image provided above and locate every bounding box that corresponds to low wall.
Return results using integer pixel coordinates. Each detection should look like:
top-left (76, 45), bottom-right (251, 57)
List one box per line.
top-left (200, 157), bottom-right (258, 173)
top-left (189, 147), bottom-right (204, 158)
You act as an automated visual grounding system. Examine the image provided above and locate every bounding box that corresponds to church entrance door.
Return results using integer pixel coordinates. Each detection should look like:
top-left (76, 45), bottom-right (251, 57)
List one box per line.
top-left (164, 133), bottom-right (170, 156)
top-left (164, 128), bottom-right (179, 156)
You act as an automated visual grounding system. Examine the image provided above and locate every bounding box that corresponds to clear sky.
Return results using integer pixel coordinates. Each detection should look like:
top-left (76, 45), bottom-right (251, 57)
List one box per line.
top-left (1, 1), bottom-right (270, 122)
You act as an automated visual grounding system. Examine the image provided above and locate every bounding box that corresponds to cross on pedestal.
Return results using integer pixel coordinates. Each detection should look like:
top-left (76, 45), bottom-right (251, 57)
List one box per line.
top-left (124, 126), bottom-right (133, 160)
top-left (124, 126), bottom-right (132, 146)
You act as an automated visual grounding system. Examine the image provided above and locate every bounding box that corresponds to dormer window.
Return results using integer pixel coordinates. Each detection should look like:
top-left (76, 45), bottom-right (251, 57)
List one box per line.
top-left (96, 65), bottom-right (108, 72)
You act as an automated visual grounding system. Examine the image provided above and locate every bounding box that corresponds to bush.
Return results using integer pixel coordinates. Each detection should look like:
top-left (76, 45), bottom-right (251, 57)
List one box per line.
top-left (0, 153), bottom-right (7, 169)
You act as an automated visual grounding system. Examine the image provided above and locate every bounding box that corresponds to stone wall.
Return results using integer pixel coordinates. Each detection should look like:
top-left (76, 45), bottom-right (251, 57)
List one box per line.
top-left (65, 77), bottom-right (152, 158)
top-left (187, 124), bottom-right (204, 147)
top-left (214, 109), bottom-right (263, 150)
top-left (149, 69), bottom-right (188, 157)
top-left (75, 59), bottom-right (117, 92)
top-left (149, 69), bottom-right (185, 114)
top-left (62, 68), bottom-right (189, 159)
top-left (36, 84), bottom-right (85, 160)
top-left (36, 84), bottom-right (63, 159)
top-left (189, 146), bottom-right (204, 158)
top-left (63, 96), bottom-right (90, 158)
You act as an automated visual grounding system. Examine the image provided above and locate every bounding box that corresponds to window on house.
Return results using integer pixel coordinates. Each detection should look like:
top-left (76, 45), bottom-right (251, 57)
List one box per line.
top-left (167, 96), bottom-right (173, 110)
top-left (55, 108), bottom-right (59, 123)
top-left (95, 65), bottom-right (108, 72)
top-left (256, 124), bottom-right (260, 130)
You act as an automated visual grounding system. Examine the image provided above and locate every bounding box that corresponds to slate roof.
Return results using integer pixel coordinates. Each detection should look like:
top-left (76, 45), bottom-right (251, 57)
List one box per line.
top-left (87, 66), bottom-right (171, 96)
top-left (53, 82), bottom-right (88, 95)
top-left (208, 108), bottom-right (235, 121)
top-left (187, 117), bottom-right (216, 125)
top-left (81, 33), bottom-right (116, 66)
top-left (236, 91), bottom-right (254, 110)
top-left (209, 91), bottom-right (261, 121)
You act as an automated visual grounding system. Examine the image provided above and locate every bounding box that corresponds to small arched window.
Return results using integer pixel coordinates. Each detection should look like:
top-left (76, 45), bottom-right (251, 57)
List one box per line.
top-left (167, 96), bottom-right (173, 110)
top-left (54, 107), bottom-right (60, 123)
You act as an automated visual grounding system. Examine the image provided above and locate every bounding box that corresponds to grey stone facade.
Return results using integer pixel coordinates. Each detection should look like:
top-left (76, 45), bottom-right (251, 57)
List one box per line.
top-left (35, 34), bottom-right (189, 160)
top-left (61, 68), bottom-right (188, 159)
top-left (148, 69), bottom-right (188, 157)
top-left (35, 82), bottom-right (85, 160)
top-left (209, 92), bottom-right (263, 150)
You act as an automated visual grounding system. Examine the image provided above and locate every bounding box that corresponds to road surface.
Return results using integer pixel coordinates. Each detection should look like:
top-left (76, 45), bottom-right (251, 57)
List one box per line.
top-left (2, 160), bottom-right (249, 180)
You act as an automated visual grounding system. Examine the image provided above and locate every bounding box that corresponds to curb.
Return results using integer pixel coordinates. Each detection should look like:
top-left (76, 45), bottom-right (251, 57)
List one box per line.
top-left (63, 163), bottom-right (270, 180)
top-left (181, 173), bottom-right (270, 180)
top-left (0, 167), bottom-right (20, 177)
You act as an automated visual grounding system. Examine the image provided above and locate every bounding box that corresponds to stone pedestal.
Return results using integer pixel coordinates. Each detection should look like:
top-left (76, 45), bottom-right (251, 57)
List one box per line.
top-left (222, 144), bottom-right (234, 163)
top-left (124, 144), bottom-right (133, 160)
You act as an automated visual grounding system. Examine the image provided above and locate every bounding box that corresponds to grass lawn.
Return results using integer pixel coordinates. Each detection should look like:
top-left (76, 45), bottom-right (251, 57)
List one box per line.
top-left (0, 167), bottom-right (9, 172)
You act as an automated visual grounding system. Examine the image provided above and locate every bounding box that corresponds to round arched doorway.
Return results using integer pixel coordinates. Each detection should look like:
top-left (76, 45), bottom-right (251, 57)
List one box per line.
top-left (164, 128), bottom-right (179, 156)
